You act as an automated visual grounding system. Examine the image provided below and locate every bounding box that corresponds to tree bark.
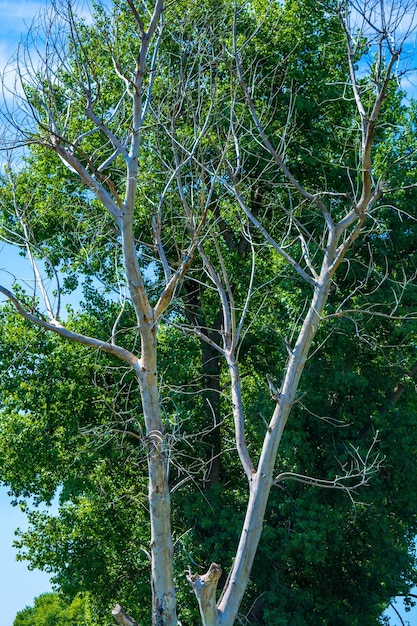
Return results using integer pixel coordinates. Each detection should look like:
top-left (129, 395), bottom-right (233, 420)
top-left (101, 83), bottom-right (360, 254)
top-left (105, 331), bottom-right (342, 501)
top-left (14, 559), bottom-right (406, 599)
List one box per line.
top-left (382, 360), bottom-right (417, 412)
top-left (112, 604), bottom-right (139, 626)
top-left (216, 277), bottom-right (332, 625)
top-left (201, 340), bottom-right (222, 487)
top-left (183, 280), bottom-right (223, 488)
top-left (136, 326), bottom-right (177, 626)
top-left (187, 563), bottom-right (222, 626)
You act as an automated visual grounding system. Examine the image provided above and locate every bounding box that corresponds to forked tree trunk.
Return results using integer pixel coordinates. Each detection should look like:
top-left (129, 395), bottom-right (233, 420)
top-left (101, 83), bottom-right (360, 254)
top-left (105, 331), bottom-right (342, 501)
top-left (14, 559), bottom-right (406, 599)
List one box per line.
top-left (188, 271), bottom-right (332, 626)
top-left (187, 563), bottom-right (222, 626)
top-left (1, 2), bottom-right (402, 625)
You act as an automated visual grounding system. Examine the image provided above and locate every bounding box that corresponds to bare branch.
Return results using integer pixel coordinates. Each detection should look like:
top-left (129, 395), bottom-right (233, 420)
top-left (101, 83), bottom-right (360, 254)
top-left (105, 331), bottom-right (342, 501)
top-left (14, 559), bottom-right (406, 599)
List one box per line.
top-left (0, 285), bottom-right (140, 369)
top-left (226, 351), bottom-right (255, 480)
top-left (228, 171), bottom-right (318, 288)
top-left (274, 432), bottom-right (383, 495)
top-left (233, 10), bottom-right (329, 217)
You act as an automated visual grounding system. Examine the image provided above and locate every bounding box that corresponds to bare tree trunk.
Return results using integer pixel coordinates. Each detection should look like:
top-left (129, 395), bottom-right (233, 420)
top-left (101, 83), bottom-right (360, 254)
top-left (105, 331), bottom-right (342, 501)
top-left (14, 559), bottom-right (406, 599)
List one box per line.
top-left (137, 326), bottom-right (177, 626)
top-left (2, 2), bottom-right (415, 625)
top-left (216, 278), bottom-right (331, 625)
top-left (112, 604), bottom-right (139, 626)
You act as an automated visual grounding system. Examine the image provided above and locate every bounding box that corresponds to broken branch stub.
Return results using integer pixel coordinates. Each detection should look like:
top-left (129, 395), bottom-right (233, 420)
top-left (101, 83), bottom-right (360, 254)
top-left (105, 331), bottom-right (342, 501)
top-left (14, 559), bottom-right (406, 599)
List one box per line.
top-left (187, 563), bottom-right (222, 626)
top-left (112, 604), bottom-right (139, 626)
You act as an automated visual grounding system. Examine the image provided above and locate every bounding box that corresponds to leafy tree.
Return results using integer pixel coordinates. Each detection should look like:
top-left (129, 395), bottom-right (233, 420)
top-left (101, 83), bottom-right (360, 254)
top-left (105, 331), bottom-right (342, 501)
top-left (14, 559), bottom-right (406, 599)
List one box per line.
top-left (13, 592), bottom-right (95, 626)
top-left (1, 1), bottom-right (417, 625)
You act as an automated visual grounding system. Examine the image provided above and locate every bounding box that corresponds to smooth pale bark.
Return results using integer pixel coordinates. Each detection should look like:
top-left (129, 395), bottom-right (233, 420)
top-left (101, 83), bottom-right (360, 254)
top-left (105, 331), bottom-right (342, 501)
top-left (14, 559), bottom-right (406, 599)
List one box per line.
top-left (3, 3), bottom-right (406, 625)
top-left (187, 563), bottom-right (222, 626)
top-left (226, 354), bottom-right (255, 481)
top-left (136, 326), bottom-right (177, 626)
top-left (216, 276), bottom-right (332, 625)
top-left (112, 604), bottom-right (139, 626)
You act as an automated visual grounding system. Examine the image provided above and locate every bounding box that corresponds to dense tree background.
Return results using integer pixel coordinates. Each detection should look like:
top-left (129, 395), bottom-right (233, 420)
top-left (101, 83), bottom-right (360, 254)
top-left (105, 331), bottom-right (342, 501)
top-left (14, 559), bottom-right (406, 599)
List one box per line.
top-left (1, 0), bottom-right (417, 624)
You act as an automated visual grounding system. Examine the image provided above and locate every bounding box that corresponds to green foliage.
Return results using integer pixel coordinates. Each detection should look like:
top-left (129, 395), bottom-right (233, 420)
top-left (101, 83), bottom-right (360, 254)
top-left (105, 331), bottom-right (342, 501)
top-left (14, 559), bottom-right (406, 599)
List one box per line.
top-left (1, 0), bottom-right (417, 625)
top-left (13, 593), bottom-right (96, 626)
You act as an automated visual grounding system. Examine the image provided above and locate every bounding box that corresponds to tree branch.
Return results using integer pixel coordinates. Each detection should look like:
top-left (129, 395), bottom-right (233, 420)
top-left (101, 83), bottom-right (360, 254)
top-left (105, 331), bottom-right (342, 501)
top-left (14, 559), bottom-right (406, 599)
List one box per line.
top-left (0, 285), bottom-right (140, 369)
top-left (274, 432), bottom-right (382, 495)
top-left (187, 563), bottom-right (222, 626)
top-left (112, 604), bottom-right (139, 626)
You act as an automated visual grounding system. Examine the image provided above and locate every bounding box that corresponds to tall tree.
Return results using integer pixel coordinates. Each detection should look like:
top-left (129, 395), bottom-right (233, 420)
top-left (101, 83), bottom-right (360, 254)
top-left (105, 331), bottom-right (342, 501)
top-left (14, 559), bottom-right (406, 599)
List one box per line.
top-left (1, 1), bottom-right (417, 624)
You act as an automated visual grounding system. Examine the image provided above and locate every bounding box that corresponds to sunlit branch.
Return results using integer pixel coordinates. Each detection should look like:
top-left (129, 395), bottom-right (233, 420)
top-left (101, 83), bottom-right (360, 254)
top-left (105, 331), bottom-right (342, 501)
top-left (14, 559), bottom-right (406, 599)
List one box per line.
top-left (0, 285), bottom-right (140, 368)
top-left (233, 11), bottom-right (328, 215)
top-left (229, 172), bottom-right (317, 288)
top-left (226, 350), bottom-right (255, 480)
top-left (236, 225), bottom-right (255, 346)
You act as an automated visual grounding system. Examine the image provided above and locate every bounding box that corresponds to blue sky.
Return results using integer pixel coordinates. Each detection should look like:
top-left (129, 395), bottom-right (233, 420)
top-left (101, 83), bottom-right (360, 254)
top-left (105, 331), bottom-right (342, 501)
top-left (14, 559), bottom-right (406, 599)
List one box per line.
top-left (0, 486), bottom-right (55, 626)
top-left (0, 5), bottom-right (59, 624)
top-left (0, 2), bottom-right (416, 625)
